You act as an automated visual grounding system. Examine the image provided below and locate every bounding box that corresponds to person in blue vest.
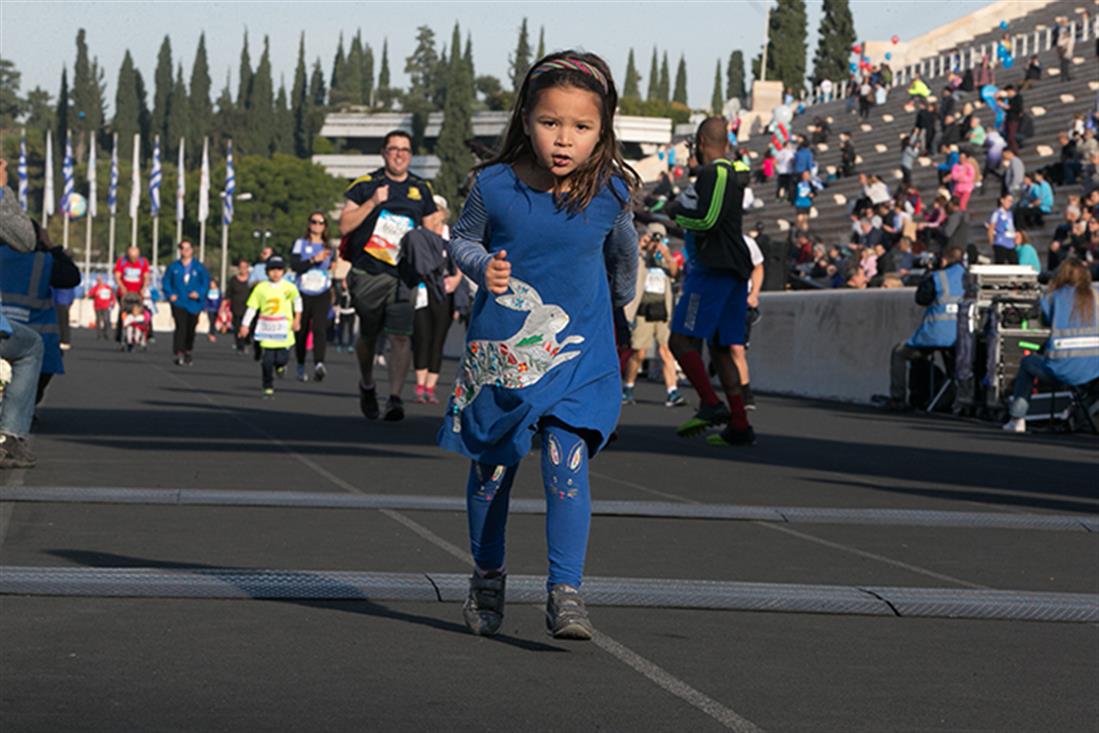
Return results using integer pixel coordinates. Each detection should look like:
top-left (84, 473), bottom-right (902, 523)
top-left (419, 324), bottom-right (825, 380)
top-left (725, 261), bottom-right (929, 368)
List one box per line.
top-left (289, 210), bottom-right (334, 382)
top-left (1003, 258), bottom-right (1099, 433)
top-left (162, 239), bottom-right (211, 366)
top-left (0, 165), bottom-right (45, 469)
top-left (884, 245), bottom-right (967, 409)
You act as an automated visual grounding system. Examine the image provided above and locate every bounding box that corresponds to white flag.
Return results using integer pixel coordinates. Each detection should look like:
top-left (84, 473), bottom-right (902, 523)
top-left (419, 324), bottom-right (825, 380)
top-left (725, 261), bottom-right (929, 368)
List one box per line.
top-left (176, 138), bottom-right (185, 223)
top-left (88, 136), bottom-right (97, 218)
top-left (198, 137), bottom-right (210, 222)
top-left (129, 133), bottom-right (141, 218)
top-left (44, 129), bottom-right (55, 217)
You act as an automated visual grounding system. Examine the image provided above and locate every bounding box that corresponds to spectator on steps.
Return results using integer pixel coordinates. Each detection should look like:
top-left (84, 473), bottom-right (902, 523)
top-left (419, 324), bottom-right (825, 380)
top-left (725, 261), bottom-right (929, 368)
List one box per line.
top-left (947, 149), bottom-right (977, 211)
top-left (987, 193), bottom-right (1019, 264)
top-left (1054, 16), bottom-right (1075, 82)
top-left (840, 133), bottom-right (857, 178)
top-left (1014, 231), bottom-right (1041, 273)
top-left (1019, 55), bottom-right (1042, 92)
top-left (1000, 85), bottom-right (1024, 154)
top-left (967, 115), bottom-right (987, 147)
top-left (1015, 171), bottom-right (1053, 230)
top-left (1001, 149), bottom-right (1026, 200)
top-left (907, 74), bottom-right (930, 100)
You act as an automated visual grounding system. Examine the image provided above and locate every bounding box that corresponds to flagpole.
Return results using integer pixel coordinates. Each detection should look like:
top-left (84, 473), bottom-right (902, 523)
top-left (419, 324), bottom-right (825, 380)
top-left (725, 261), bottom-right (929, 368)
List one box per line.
top-left (130, 133), bottom-right (140, 249)
top-left (220, 207), bottom-right (229, 289)
top-left (176, 137), bottom-right (185, 245)
top-left (150, 135), bottom-right (162, 286)
top-left (198, 136), bottom-right (210, 264)
top-left (220, 139), bottom-right (234, 292)
top-left (62, 130), bottom-right (74, 250)
top-left (84, 133), bottom-right (96, 285)
top-left (43, 130), bottom-right (54, 228)
top-left (108, 133), bottom-right (119, 271)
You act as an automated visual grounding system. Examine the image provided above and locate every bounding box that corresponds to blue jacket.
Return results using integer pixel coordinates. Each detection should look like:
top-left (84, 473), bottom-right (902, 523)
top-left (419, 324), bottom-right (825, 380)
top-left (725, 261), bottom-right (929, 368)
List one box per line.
top-left (0, 246), bottom-right (63, 374)
top-left (907, 263), bottom-right (966, 348)
top-left (162, 258), bottom-right (211, 315)
top-left (1041, 286), bottom-right (1099, 386)
top-left (793, 146), bottom-right (815, 174)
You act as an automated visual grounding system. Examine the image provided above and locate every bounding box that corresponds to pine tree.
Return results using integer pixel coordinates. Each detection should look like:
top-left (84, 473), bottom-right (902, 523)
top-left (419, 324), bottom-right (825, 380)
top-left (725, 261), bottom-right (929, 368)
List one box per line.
top-left (646, 47), bottom-right (659, 101)
top-left (309, 58), bottom-right (326, 107)
top-left (711, 60), bottom-right (724, 114)
top-left (510, 18), bottom-right (531, 91)
top-left (237, 31), bottom-right (253, 109)
top-left (339, 31), bottom-right (364, 105)
top-left (435, 23), bottom-right (474, 214)
top-left (329, 33), bottom-right (344, 105)
top-left (292, 34), bottom-right (310, 157)
top-left (71, 29), bottom-right (101, 155)
top-left (726, 51), bottom-right (745, 100)
top-left (0, 59), bottom-right (22, 129)
top-left (673, 55), bottom-right (688, 105)
top-left (812, 0), bottom-right (856, 85)
top-left (753, 0), bottom-right (808, 90)
top-left (535, 26), bottom-right (545, 61)
top-left (658, 52), bottom-right (670, 103)
top-left (623, 49), bottom-right (641, 100)
top-left (404, 26), bottom-right (439, 152)
top-left (189, 33), bottom-right (213, 161)
top-left (166, 64), bottom-right (189, 158)
top-left (248, 36), bottom-right (275, 155)
top-left (25, 87), bottom-right (54, 134)
top-left (363, 43), bottom-right (375, 107)
top-left (151, 35), bottom-right (173, 144)
top-left (376, 39), bottom-right (393, 110)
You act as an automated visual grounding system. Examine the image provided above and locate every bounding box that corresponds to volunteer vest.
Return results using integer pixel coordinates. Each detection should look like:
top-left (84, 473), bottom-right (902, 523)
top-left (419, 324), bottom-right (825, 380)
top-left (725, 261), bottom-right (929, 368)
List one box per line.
top-left (0, 247), bottom-right (64, 374)
top-left (1042, 287), bottom-right (1099, 386)
top-left (907, 263), bottom-right (965, 349)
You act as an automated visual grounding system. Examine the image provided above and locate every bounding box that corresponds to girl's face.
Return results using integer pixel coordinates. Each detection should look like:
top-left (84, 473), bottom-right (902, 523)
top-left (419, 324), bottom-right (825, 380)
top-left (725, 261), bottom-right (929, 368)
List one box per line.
top-left (524, 85), bottom-right (603, 179)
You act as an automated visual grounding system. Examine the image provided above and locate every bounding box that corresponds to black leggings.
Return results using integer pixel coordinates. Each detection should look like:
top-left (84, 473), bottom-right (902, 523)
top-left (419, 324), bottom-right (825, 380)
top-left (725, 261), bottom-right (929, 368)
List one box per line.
top-left (295, 291), bottom-right (330, 365)
top-left (171, 306), bottom-right (199, 354)
top-left (261, 347), bottom-right (290, 388)
top-left (412, 290), bottom-right (453, 373)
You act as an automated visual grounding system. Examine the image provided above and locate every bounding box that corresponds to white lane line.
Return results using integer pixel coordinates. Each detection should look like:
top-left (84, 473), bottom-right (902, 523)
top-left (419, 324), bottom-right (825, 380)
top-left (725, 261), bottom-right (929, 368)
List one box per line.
top-left (157, 366), bottom-right (765, 732)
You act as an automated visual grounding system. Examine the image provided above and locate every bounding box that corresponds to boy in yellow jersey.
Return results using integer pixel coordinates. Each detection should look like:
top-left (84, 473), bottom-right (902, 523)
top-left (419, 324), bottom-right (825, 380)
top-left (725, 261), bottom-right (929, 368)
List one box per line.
top-left (239, 256), bottom-right (303, 398)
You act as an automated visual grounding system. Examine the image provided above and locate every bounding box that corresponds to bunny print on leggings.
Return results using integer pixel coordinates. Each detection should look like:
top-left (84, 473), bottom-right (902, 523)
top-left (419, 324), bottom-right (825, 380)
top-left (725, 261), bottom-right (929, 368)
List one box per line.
top-left (449, 278), bottom-right (584, 430)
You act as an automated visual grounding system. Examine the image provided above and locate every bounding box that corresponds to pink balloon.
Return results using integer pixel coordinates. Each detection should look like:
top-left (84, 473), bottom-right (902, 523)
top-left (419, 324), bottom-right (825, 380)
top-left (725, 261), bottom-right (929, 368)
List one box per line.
top-left (891, 35), bottom-right (900, 45)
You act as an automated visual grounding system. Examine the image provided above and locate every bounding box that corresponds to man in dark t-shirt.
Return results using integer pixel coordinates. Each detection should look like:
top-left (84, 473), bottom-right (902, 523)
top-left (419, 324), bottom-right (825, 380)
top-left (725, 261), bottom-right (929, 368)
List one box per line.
top-left (339, 129), bottom-right (437, 421)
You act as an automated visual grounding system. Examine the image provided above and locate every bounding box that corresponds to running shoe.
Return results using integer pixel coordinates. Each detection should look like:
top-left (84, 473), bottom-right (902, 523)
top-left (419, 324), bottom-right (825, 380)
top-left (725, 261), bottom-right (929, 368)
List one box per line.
top-left (462, 573), bottom-right (507, 637)
top-left (621, 385), bottom-right (636, 404)
top-left (173, 353), bottom-right (184, 366)
top-left (676, 402), bottom-right (731, 437)
top-left (262, 388), bottom-right (275, 400)
top-left (706, 424), bottom-right (757, 447)
top-left (0, 432), bottom-right (37, 469)
top-left (297, 365), bottom-right (308, 382)
top-left (359, 385), bottom-right (380, 420)
top-left (743, 385), bottom-right (756, 411)
top-left (183, 352), bottom-right (193, 366)
top-left (425, 387), bottom-right (439, 405)
top-left (664, 389), bottom-right (687, 407)
top-left (545, 584), bottom-right (593, 640)
top-left (276, 366), bottom-right (286, 379)
top-left (415, 385), bottom-right (427, 404)
top-left (384, 395), bottom-right (405, 422)
top-left (313, 363), bottom-right (326, 382)
top-left (1002, 418), bottom-right (1026, 433)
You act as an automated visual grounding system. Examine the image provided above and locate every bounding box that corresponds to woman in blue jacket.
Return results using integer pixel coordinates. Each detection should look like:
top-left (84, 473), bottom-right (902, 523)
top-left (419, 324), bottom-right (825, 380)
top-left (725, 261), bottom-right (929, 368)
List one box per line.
top-left (1004, 258), bottom-right (1099, 433)
top-left (162, 240), bottom-right (210, 366)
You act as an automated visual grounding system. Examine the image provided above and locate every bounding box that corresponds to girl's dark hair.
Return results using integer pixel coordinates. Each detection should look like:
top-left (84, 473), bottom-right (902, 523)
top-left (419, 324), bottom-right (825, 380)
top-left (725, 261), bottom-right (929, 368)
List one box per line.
top-left (1049, 257), bottom-right (1097, 325)
top-left (477, 50), bottom-right (640, 212)
top-left (303, 210), bottom-right (329, 243)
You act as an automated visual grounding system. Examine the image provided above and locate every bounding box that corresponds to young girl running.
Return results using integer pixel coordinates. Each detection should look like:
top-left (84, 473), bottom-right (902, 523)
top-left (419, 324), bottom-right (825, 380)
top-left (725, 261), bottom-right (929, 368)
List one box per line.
top-left (440, 51), bottom-right (640, 640)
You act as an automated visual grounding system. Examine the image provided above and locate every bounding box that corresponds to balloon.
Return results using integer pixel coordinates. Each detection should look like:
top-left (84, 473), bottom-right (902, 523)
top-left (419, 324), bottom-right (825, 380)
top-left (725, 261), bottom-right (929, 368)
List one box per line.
top-left (66, 193), bottom-right (88, 221)
top-left (862, 55), bottom-right (870, 63)
top-left (999, 20), bottom-right (1008, 30)
top-left (885, 52), bottom-right (893, 61)
top-left (849, 62), bottom-right (857, 72)
top-left (891, 35), bottom-right (900, 45)
top-left (852, 44), bottom-right (861, 54)
top-left (1002, 55), bottom-right (1014, 69)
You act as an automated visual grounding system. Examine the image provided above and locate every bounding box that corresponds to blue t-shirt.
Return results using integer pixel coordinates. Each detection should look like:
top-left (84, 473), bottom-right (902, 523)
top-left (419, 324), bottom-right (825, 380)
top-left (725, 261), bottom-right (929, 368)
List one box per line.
top-left (988, 208), bottom-right (1016, 249)
top-left (291, 238), bottom-right (333, 295)
top-left (794, 180), bottom-right (814, 208)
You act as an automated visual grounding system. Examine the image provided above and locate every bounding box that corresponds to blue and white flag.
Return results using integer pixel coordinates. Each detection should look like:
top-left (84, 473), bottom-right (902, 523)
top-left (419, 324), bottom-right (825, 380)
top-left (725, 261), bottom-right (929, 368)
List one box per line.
top-left (108, 134), bottom-right (119, 216)
top-left (149, 135), bottom-right (161, 217)
top-left (129, 133), bottom-right (140, 219)
top-left (176, 138), bottom-right (185, 223)
top-left (198, 137), bottom-right (210, 222)
top-left (61, 130), bottom-right (74, 214)
top-left (17, 130), bottom-right (28, 211)
top-left (87, 136), bottom-right (97, 218)
top-left (43, 130), bottom-right (55, 217)
top-left (223, 139), bottom-right (235, 226)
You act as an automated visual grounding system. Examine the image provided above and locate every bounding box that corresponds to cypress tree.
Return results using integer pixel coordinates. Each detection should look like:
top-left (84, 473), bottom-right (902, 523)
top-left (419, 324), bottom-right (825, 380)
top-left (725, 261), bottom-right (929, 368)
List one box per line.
top-left (56, 66), bottom-right (70, 189)
top-left (274, 79), bottom-right (293, 154)
top-left (464, 33), bottom-right (474, 82)
top-left (812, 0), bottom-right (856, 85)
top-left (151, 35), bottom-right (173, 143)
top-left (753, 0), bottom-right (807, 90)
top-left (377, 39), bottom-right (393, 110)
top-left (189, 33), bottom-right (213, 160)
top-left (340, 31), bottom-right (364, 105)
top-left (404, 25), bottom-right (439, 152)
top-left (363, 43), bottom-right (375, 107)
top-left (623, 49), bottom-right (641, 100)
top-left (510, 18), bottom-right (531, 91)
top-left (134, 69), bottom-right (152, 157)
top-left (214, 72), bottom-right (234, 149)
top-left (435, 22), bottom-right (474, 215)
top-left (247, 36), bottom-right (275, 155)
top-left (646, 47), bottom-right (659, 101)
top-left (535, 26), bottom-right (545, 61)
top-left (25, 87), bottom-right (55, 135)
top-left (710, 60), bottom-right (723, 114)
top-left (329, 33), bottom-right (344, 105)
top-left (658, 52), bottom-right (670, 103)
top-left (237, 31), bottom-right (253, 109)
top-left (90, 58), bottom-right (108, 149)
top-left (292, 34), bottom-right (310, 157)
top-left (72, 29), bottom-right (101, 154)
top-left (166, 64), bottom-right (189, 157)
top-left (309, 58), bottom-right (326, 108)
top-left (726, 50), bottom-right (745, 100)
top-left (673, 55), bottom-right (688, 105)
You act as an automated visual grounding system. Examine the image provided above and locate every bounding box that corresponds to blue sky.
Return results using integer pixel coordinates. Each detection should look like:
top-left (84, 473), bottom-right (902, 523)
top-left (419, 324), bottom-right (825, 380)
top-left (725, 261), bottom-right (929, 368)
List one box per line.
top-left (3, 1), bottom-right (994, 112)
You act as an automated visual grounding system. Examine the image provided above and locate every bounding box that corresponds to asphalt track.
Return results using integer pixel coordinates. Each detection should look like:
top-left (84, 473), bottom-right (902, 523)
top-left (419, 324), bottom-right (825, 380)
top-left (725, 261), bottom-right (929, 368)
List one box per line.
top-left (1, 330), bottom-right (1097, 732)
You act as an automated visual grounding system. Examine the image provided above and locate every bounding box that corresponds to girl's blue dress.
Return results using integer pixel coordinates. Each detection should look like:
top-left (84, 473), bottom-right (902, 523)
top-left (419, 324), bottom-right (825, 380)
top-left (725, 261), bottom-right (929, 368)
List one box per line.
top-left (439, 164), bottom-right (638, 466)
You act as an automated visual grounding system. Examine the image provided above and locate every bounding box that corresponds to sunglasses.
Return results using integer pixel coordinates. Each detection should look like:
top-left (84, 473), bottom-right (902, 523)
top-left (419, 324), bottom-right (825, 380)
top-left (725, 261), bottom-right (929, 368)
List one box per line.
top-left (310, 219), bottom-right (325, 225)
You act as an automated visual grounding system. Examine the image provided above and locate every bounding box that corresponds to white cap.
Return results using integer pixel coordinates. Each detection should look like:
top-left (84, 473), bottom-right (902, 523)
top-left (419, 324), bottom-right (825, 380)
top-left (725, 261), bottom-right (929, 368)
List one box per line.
top-left (433, 195), bottom-right (449, 211)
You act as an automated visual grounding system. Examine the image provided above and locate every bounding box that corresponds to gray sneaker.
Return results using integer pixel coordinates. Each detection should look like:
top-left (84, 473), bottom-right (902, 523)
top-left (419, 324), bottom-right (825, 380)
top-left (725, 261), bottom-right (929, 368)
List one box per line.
top-left (0, 432), bottom-right (37, 469)
top-left (546, 584), bottom-right (593, 640)
top-left (462, 573), bottom-right (506, 637)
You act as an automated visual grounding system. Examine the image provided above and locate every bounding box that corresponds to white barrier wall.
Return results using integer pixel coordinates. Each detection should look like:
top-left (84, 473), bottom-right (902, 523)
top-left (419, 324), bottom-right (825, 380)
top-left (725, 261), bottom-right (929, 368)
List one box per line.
top-left (750, 288), bottom-right (924, 404)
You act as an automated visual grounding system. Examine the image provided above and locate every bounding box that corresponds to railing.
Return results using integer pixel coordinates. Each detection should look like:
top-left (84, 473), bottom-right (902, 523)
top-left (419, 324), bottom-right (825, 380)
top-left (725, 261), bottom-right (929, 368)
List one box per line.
top-left (801, 13), bottom-right (1096, 107)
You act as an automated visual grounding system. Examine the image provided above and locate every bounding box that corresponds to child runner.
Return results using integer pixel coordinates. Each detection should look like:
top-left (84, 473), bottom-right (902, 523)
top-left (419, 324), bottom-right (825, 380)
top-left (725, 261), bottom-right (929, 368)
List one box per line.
top-left (238, 256), bottom-right (302, 398)
top-left (440, 51), bottom-right (640, 640)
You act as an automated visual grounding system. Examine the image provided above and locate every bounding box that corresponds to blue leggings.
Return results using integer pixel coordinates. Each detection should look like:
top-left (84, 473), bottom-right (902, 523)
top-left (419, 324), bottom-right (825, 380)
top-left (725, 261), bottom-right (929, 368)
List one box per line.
top-left (466, 422), bottom-right (593, 591)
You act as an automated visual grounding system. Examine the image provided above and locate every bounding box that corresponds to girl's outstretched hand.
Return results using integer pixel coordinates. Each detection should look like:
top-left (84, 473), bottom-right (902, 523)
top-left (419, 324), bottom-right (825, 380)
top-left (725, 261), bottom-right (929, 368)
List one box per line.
top-left (486, 250), bottom-right (511, 294)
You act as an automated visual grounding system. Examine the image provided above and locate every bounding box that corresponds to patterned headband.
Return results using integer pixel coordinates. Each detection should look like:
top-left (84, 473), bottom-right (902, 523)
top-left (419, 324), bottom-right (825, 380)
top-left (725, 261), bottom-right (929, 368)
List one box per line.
top-left (528, 58), bottom-right (609, 94)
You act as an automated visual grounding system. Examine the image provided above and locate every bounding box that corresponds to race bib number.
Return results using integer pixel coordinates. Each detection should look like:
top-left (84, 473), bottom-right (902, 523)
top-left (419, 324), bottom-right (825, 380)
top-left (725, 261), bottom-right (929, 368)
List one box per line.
top-left (123, 266), bottom-right (143, 283)
top-left (300, 269), bottom-right (330, 293)
top-left (255, 315), bottom-right (290, 341)
top-left (415, 283), bottom-right (428, 310)
top-left (644, 267), bottom-right (668, 294)
top-left (944, 303), bottom-right (959, 315)
top-left (364, 210), bottom-right (414, 266)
